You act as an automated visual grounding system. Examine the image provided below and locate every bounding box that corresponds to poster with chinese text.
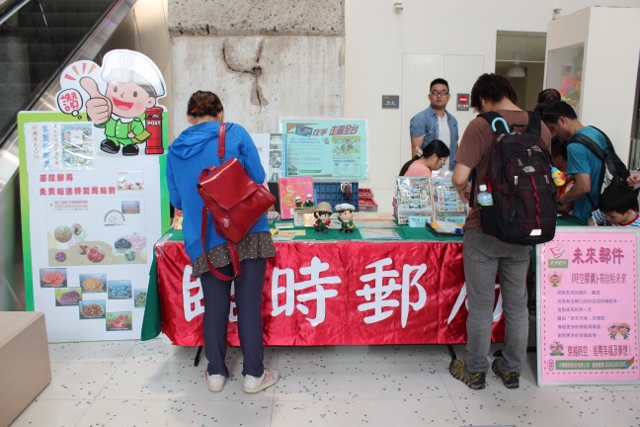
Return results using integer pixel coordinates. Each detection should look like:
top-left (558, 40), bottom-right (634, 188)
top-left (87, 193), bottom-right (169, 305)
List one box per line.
top-left (19, 50), bottom-right (170, 342)
top-left (250, 133), bottom-right (283, 182)
top-left (537, 228), bottom-right (640, 386)
top-left (280, 119), bottom-right (368, 181)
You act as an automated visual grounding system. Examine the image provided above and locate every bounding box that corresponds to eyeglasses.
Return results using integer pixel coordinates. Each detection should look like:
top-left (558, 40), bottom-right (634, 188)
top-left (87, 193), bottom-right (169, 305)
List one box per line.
top-left (430, 91), bottom-right (449, 97)
top-left (439, 157), bottom-right (446, 164)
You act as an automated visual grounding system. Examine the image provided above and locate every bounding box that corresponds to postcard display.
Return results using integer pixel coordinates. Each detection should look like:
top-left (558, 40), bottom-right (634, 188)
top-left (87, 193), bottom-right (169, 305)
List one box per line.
top-left (537, 228), bottom-right (640, 386)
top-left (394, 174), bottom-right (467, 225)
top-left (18, 50), bottom-right (169, 342)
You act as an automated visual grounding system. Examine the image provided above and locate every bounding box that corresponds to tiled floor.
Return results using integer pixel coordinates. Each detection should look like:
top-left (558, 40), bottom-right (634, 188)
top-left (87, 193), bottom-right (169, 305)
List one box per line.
top-left (11, 338), bottom-right (640, 427)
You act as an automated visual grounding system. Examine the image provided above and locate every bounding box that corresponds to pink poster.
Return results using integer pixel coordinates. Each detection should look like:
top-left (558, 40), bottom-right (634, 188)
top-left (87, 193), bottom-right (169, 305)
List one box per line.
top-left (539, 231), bottom-right (639, 385)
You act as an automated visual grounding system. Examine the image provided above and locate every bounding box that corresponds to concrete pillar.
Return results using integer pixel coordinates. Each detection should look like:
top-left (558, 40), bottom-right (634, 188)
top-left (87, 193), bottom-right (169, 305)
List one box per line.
top-left (169, 0), bottom-right (345, 136)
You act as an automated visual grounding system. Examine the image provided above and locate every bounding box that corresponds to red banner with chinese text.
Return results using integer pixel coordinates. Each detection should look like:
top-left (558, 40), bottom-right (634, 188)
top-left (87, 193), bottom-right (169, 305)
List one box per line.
top-left (155, 240), bottom-right (506, 346)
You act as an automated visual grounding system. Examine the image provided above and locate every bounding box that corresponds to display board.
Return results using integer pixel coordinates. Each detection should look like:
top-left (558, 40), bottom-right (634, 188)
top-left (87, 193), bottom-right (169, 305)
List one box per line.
top-left (280, 119), bottom-right (368, 181)
top-left (248, 133), bottom-right (283, 182)
top-left (19, 50), bottom-right (170, 342)
top-left (537, 227), bottom-right (640, 386)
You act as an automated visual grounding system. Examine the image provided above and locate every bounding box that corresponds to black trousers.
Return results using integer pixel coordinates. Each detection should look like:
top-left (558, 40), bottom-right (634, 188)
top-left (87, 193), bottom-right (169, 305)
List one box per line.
top-left (201, 257), bottom-right (267, 377)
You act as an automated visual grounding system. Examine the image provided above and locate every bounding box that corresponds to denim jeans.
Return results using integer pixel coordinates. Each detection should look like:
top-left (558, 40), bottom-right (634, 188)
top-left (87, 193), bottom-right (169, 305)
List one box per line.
top-left (462, 229), bottom-right (531, 373)
top-left (201, 257), bottom-right (267, 378)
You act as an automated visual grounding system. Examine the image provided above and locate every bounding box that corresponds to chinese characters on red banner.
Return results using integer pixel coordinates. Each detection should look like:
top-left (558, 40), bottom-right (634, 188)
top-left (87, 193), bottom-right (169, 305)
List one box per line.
top-left (155, 239), bottom-right (508, 347)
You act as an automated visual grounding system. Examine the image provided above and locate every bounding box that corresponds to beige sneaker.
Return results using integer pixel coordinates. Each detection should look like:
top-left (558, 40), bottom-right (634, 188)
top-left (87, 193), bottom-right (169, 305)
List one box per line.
top-left (243, 369), bottom-right (280, 394)
top-left (205, 371), bottom-right (225, 392)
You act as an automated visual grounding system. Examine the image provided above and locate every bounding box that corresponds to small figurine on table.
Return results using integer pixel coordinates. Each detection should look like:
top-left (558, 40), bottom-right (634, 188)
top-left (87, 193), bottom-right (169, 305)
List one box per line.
top-left (295, 195), bottom-right (302, 208)
top-left (313, 201), bottom-right (333, 232)
top-left (303, 193), bottom-right (314, 207)
top-left (335, 203), bottom-right (356, 233)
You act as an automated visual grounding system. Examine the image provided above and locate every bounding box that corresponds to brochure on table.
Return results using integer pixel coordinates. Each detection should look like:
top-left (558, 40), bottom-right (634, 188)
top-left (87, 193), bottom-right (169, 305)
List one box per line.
top-left (280, 118), bottom-right (368, 181)
top-left (537, 227), bottom-right (640, 386)
top-left (18, 50), bottom-right (170, 342)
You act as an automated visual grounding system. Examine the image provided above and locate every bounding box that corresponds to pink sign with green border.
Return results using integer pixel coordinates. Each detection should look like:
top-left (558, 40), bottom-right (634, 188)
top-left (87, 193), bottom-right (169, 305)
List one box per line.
top-left (539, 230), bottom-right (639, 385)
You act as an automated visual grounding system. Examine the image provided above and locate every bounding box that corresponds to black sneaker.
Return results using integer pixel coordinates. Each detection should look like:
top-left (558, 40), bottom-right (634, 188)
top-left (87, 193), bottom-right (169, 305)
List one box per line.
top-left (100, 139), bottom-right (120, 154)
top-left (449, 359), bottom-right (486, 390)
top-left (492, 359), bottom-right (520, 389)
top-left (122, 144), bottom-right (139, 156)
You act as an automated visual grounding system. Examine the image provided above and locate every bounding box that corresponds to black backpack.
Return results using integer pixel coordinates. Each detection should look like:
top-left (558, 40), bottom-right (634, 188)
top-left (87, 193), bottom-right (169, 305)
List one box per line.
top-left (569, 127), bottom-right (630, 207)
top-left (471, 112), bottom-right (557, 245)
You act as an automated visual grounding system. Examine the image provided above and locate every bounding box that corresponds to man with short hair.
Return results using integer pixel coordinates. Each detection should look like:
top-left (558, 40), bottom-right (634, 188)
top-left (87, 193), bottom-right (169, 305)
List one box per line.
top-left (543, 101), bottom-right (606, 223)
top-left (451, 73), bottom-right (552, 390)
top-left (409, 78), bottom-right (459, 170)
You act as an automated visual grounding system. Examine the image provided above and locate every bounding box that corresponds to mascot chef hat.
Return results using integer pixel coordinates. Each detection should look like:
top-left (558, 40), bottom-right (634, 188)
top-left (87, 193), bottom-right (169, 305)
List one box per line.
top-left (101, 50), bottom-right (166, 98)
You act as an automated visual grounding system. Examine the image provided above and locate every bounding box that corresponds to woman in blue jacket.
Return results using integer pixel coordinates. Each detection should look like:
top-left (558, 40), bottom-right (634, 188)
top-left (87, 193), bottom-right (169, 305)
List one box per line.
top-left (166, 91), bottom-right (279, 394)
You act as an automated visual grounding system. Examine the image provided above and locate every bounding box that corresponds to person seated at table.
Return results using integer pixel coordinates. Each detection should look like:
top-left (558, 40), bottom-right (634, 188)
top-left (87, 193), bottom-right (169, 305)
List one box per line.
top-left (166, 90), bottom-right (280, 394)
top-left (551, 136), bottom-right (575, 216)
top-left (588, 183), bottom-right (640, 227)
top-left (399, 139), bottom-right (450, 177)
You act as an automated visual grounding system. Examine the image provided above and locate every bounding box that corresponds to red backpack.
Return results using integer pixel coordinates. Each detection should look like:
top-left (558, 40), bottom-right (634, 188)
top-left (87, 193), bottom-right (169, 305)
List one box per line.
top-left (471, 112), bottom-right (557, 244)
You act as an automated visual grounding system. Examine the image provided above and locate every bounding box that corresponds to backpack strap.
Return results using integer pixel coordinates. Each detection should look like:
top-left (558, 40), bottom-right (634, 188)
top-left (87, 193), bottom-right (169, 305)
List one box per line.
top-left (200, 121), bottom-right (243, 281)
top-left (469, 168), bottom-right (477, 208)
top-left (585, 125), bottom-right (616, 153)
top-left (479, 112), bottom-right (509, 134)
top-left (526, 112), bottom-right (542, 137)
top-left (480, 111), bottom-right (542, 136)
top-left (471, 112), bottom-right (507, 206)
top-left (217, 122), bottom-right (226, 166)
top-left (569, 133), bottom-right (607, 160)
top-left (471, 112), bottom-right (515, 207)
top-left (568, 130), bottom-right (606, 210)
top-left (201, 207), bottom-right (242, 281)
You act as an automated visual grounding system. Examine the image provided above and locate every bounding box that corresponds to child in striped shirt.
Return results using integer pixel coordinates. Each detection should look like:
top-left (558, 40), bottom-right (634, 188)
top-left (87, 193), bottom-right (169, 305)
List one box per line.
top-left (588, 183), bottom-right (640, 227)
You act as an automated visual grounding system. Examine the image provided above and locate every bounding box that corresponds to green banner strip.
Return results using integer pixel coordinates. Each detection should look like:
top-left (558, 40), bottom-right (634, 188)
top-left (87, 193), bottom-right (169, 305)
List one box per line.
top-left (556, 358), bottom-right (635, 370)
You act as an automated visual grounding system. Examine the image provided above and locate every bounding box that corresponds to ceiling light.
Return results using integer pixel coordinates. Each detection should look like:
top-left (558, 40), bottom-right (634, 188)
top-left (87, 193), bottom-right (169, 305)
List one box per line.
top-left (506, 52), bottom-right (526, 78)
top-left (507, 65), bottom-right (526, 78)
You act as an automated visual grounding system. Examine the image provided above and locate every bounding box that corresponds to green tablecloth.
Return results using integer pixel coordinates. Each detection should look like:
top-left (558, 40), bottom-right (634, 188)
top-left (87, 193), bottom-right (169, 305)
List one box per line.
top-left (140, 255), bottom-right (161, 340)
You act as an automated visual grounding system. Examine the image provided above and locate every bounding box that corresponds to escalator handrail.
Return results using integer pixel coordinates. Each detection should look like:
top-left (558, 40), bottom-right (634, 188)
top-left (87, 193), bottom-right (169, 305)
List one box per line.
top-left (0, 0), bottom-right (30, 25)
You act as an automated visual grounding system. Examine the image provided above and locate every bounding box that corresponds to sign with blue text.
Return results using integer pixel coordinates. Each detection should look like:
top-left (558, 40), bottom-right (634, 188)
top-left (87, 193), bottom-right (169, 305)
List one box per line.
top-left (280, 119), bottom-right (368, 181)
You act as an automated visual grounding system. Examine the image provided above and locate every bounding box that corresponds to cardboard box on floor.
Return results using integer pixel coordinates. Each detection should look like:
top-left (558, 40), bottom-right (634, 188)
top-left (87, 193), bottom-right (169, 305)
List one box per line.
top-left (0, 312), bottom-right (51, 427)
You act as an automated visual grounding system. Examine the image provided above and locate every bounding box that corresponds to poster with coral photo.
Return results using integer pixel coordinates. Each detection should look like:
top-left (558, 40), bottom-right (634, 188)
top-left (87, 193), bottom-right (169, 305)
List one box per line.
top-left (18, 50), bottom-right (170, 342)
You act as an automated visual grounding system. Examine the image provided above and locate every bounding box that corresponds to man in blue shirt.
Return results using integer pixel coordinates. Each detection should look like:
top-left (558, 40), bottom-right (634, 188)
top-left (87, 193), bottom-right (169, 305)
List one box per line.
top-left (409, 78), bottom-right (459, 171)
top-left (543, 101), bottom-right (607, 223)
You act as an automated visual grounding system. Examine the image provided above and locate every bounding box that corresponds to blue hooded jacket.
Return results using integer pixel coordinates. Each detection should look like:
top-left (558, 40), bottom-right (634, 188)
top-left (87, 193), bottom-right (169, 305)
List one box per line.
top-left (166, 121), bottom-right (268, 263)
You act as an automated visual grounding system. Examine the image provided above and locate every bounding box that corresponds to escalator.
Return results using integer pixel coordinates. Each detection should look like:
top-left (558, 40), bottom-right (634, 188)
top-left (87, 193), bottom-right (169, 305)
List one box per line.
top-left (0, 0), bottom-right (118, 145)
top-left (0, 0), bottom-right (170, 310)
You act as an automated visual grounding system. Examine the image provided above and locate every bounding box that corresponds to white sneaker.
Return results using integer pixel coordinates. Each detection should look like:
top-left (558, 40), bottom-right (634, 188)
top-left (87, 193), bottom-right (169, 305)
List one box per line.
top-left (205, 371), bottom-right (225, 392)
top-left (243, 368), bottom-right (280, 394)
